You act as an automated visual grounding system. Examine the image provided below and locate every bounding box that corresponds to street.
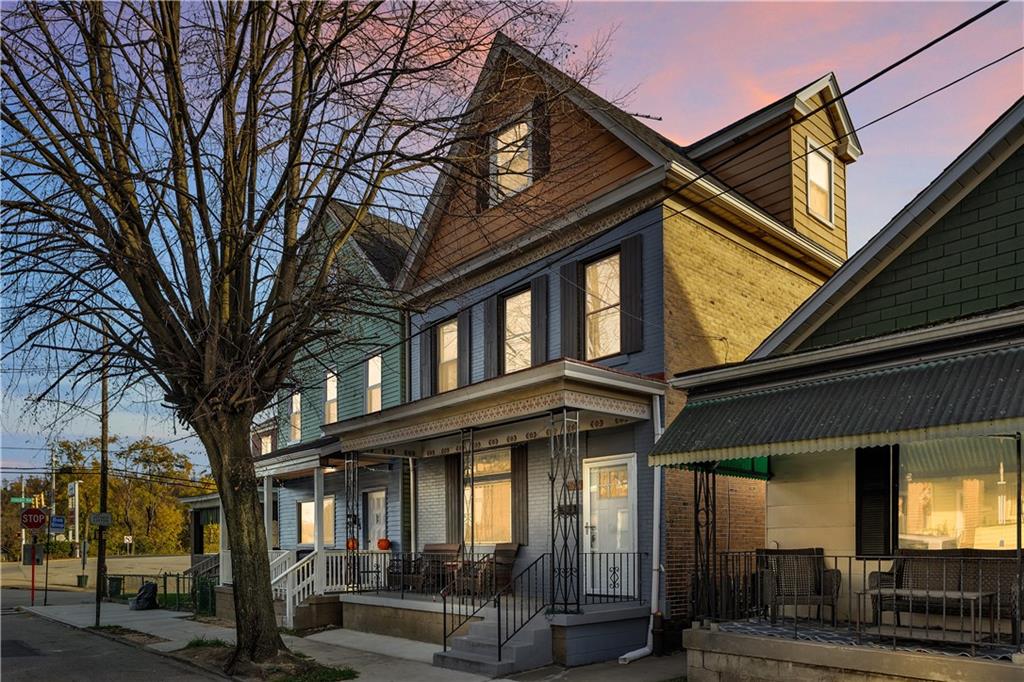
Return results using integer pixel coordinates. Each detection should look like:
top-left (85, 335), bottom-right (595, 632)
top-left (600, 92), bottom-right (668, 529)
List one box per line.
top-left (1, 590), bottom-right (219, 681)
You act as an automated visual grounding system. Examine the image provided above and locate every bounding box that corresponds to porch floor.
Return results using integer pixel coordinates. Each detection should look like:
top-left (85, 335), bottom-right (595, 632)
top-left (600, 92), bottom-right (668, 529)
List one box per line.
top-left (718, 619), bottom-right (1020, 661)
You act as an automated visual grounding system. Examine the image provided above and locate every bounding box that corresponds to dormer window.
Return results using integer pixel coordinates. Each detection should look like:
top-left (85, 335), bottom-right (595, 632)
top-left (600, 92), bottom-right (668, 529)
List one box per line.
top-left (491, 120), bottom-right (531, 202)
top-left (807, 137), bottom-right (834, 225)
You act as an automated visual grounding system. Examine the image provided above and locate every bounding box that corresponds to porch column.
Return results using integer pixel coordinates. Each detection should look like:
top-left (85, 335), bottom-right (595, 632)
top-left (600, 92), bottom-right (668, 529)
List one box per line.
top-left (218, 499), bottom-right (229, 585)
top-left (550, 408), bottom-right (581, 613)
top-left (314, 466), bottom-right (326, 594)
top-left (264, 475), bottom-right (276, 548)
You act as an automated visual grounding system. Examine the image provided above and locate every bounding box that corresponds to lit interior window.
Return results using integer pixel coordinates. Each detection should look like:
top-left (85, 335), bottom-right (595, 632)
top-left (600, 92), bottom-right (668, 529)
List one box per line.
top-left (503, 289), bottom-right (532, 373)
top-left (437, 319), bottom-right (459, 393)
top-left (584, 253), bottom-right (621, 360)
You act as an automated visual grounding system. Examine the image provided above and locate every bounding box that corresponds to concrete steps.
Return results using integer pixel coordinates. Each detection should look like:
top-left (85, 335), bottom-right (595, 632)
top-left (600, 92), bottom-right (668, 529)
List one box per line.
top-left (433, 614), bottom-right (552, 677)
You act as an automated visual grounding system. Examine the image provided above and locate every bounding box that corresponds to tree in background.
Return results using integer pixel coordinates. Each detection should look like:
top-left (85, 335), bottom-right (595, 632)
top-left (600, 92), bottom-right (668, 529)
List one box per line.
top-left (2, 1), bottom-right (593, 666)
top-left (0, 437), bottom-right (212, 559)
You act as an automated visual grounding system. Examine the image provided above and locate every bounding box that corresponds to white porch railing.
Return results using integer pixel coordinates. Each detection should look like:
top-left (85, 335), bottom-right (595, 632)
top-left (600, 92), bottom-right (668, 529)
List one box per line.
top-left (271, 550), bottom-right (318, 628)
top-left (324, 549), bottom-right (391, 592)
top-left (269, 549), bottom-right (294, 583)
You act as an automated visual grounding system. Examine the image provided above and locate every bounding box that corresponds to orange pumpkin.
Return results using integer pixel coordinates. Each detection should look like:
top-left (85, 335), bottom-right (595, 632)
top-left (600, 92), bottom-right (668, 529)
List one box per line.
top-left (376, 538), bottom-right (391, 551)
top-left (346, 536), bottom-right (358, 551)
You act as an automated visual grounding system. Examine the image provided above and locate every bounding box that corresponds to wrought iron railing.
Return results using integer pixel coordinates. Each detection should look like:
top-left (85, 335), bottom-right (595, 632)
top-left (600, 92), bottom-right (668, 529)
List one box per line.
top-left (496, 553), bottom-right (551, 661)
top-left (441, 553), bottom-right (495, 649)
top-left (701, 549), bottom-right (1023, 658)
top-left (582, 551), bottom-right (645, 604)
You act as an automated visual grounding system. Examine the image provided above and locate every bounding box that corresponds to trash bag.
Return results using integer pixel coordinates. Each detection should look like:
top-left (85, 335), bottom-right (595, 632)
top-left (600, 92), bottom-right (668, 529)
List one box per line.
top-left (129, 581), bottom-right (159, 610)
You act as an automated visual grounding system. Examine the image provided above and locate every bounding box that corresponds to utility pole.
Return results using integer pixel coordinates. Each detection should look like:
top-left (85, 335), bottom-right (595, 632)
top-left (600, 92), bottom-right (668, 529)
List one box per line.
top-left (44, 447), bottom-right (56, 605)
top-left (94, 339), bottom-right (109, 628)
top-left (19, 475), bottom-right (25, 550)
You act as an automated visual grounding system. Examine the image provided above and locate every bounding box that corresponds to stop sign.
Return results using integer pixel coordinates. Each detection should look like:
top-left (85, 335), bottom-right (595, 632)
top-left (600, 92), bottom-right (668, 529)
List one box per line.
top-left (20, 507), bottom-right (47, 531)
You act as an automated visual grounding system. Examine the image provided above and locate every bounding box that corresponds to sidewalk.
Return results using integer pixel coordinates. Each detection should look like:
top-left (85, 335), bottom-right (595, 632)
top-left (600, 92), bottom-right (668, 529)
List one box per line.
top-left (24, 601), bottom-right (486, 681)
top-left (24, 601), bottom-right (684, 681)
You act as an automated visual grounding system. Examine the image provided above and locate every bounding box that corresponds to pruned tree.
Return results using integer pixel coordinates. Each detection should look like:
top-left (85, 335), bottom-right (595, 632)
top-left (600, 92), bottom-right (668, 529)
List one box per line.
top-left (1, 0), bottom-right (596, 666)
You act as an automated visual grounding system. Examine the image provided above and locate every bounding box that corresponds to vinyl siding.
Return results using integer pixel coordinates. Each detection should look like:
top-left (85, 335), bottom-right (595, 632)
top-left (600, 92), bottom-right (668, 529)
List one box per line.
top-left (802, 144), bottom-right (1024, 350)
top-left (791, 93), bottom-right (848, 259)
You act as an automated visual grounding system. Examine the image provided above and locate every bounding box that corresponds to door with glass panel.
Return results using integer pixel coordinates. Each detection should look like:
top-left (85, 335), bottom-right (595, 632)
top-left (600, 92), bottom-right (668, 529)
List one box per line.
top-left (582, 454), bottom-right (637, 597)
top-left (364, 490), bottom-right (387, 548)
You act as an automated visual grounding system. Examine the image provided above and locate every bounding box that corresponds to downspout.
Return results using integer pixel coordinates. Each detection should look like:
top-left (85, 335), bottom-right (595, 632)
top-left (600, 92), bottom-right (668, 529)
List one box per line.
top-left (620, 393), bottom-right (664, 664)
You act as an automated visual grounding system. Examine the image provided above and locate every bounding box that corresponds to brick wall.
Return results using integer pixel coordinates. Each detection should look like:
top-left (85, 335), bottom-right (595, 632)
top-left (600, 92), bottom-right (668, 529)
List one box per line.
top-left (660, 201), bottom-right (827, 622)
top-left (803, 144), bottom-right (1024, 350)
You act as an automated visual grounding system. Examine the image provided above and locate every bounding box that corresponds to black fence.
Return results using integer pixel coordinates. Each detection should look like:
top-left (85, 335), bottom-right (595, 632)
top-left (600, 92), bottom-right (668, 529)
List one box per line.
top-left (702, 550), bottom-right (1023, 658)
top-left (104, 572), bottom-right (216, 616)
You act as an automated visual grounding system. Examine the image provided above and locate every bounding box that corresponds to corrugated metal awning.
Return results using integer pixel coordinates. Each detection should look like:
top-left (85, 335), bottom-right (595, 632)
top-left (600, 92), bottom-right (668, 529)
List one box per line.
top-left (650, 345), bottom-right (1024, 467)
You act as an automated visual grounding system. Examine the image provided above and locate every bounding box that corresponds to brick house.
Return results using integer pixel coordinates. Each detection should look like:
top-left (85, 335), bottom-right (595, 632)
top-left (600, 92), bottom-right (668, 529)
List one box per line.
top-left (221, 34), bottom-right (863, 672)
top-left (652, 97), bottom-right (1024, 681)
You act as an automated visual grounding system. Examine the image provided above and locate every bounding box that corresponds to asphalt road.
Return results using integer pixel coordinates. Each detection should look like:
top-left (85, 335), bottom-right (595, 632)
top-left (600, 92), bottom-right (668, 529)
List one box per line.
top-left (1, 590), bottom-right (220, 681)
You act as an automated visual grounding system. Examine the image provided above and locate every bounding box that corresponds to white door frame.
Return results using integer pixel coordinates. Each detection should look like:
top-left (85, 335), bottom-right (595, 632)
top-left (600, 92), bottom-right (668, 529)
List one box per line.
top-left (582, 453), bottom-right (638, 594)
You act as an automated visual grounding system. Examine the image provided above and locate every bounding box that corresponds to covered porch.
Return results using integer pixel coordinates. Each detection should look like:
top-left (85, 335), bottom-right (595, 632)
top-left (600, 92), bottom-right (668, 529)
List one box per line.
top-left (650, 343), bottom-right (1024, 679)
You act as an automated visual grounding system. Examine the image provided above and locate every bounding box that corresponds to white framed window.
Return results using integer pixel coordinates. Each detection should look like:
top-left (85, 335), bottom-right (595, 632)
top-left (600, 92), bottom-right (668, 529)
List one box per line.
top-left (366, 355), bottom-right (382, 413)
top-left (437, 319), bottom-right (459, 393)
top-left (289, 393), bottom-right (301, 442)
top-left (324, 370), bottom-right (338, 424)
top-left (464, 449), bottom-right (512, 545)
top-left (298, 496), bottom-right (335, 546)
top-left (806, 136), bottom-right (834, 225)
top-left (503, 289), bottom-right (532, 373)
top-left (491, 120), bottom-right (531, 203)
top-left (260, 434), bottom-right (273, 456)
top-left (584, 253), bottom-right (621, 360)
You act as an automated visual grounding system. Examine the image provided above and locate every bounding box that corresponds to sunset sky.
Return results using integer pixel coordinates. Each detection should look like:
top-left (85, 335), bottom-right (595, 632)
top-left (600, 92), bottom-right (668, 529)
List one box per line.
top-left (2, 2), bottom-right (1022, 472)
top-left (562, 1), bottom-right (1023, 250)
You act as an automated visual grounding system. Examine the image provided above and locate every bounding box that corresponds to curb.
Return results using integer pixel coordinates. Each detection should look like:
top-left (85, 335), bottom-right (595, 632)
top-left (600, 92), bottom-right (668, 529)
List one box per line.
top-left (19, 607), bottom-right (232, 680)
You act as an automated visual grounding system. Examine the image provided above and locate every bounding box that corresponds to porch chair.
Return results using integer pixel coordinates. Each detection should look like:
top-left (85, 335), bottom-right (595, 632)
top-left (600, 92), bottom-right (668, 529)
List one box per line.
top-left (458, 543), bottom-right (521, 596)
top-left (757, 547), bottom-right (841, 627)
top-left (420, 542), bottom-right (463, 593)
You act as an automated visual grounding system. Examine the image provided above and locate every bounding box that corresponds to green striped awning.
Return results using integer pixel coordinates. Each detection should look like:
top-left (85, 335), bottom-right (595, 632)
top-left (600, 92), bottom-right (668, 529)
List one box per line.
top-left (650, 345), bottom-right (1024, 467)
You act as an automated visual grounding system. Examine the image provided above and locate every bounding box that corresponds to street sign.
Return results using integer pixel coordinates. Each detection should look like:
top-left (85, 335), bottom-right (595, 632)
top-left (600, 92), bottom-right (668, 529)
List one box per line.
top-left (22, 544), bottom-right (44, 565)
top-left (50, 515), bottom-right (66, 532)
top-left (123, 535), bottom-right (133, 544)
top-left (11, 496), bottom-right (32, 504)
top-left (89, 512), bottom-right (112, 527)
top-left (20, 508), bottom-right (47, 531)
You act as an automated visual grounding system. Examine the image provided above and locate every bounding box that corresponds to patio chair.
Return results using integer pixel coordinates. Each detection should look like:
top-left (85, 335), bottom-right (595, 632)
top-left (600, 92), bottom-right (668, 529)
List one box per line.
top-left (458, 543), bottom-right (520, 596)
top-left (420, 542), bottom-right (463, 593)
top-left (385, 553), bottom-right (423, 592)
top-left (757, 547), bottom-right (841, 627)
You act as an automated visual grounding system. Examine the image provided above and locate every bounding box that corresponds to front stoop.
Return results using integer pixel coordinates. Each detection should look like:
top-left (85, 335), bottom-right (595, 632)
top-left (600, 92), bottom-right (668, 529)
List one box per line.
top-left (433, 618), bottom-right (552, 677)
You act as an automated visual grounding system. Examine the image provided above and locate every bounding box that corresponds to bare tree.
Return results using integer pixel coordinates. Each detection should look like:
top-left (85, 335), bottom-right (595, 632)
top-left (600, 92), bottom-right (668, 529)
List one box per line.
top-left (1, 0), bottom-right (594, 666)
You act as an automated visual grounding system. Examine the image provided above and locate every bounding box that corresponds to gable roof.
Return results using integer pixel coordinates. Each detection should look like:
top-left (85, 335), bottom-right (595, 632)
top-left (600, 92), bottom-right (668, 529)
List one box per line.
top-left (395, 34), bottom-right (852, 296)
top-left (751, 96), bottom-right (1024, 359)
top-left (326, 200), bottom-right (414, 286)
top-left (685, 73), bottom-right (862, 163)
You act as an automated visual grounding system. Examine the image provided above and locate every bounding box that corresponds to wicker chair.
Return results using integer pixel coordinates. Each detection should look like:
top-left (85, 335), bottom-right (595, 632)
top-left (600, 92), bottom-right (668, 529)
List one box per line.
top-left (757, 547), bottom-right (841, 626)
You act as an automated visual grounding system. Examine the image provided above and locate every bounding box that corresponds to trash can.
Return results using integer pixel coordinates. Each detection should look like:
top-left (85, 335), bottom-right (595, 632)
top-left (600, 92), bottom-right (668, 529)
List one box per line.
top-left (196, 577), bottom-right (214, 615)
top-left (76, 574), bottom-right (89, 588)
top-left (107, 575), bottom-right (123, 597)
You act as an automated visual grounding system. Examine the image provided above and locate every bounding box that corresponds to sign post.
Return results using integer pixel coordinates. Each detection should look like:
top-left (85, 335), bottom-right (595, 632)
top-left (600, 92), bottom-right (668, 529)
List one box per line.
top-left (21, 508), bottom-right (47, 606)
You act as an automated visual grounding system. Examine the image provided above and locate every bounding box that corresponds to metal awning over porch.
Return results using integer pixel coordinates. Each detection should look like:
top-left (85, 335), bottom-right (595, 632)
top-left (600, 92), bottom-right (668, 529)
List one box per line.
top-left (650, 344), bottom-right (1024, 467)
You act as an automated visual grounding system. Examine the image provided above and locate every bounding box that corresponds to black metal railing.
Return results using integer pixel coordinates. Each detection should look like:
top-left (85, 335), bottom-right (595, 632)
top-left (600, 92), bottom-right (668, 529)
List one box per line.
top-left (496, 553), bottom-right (551, 661)
top-left (441, 553), bottom-right (496, 649)
top-left (322, 550), bottom-right (492, 597)
top-left (702, 549), bottom-right (1023, 658)
top-left (103, 572), bottom-right (215, 614)
top-left (582, 551), bottom-right (645, 605)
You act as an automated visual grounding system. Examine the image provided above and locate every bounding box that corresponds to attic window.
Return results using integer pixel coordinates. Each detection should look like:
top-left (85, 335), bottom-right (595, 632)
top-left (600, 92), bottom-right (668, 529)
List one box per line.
top-left (806, 137), bottom-right (834, 225)
top-left (491, 121), bottom-right (531, 202)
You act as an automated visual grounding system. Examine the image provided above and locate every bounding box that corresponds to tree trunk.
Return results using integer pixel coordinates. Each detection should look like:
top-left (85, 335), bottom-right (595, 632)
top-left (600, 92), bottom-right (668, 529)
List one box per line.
top-left (196, 412), bottom-right (284, 666)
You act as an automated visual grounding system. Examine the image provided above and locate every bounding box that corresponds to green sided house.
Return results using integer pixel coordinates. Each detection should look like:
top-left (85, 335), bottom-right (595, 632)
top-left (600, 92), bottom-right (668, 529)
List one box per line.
top-left (651, 97), bottom-right (1024, 681)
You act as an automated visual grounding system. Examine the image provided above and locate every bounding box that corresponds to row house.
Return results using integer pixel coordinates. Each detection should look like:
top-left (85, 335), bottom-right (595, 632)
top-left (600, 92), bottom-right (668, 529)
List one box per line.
top-left (210, 34), bottom-right (864, 674)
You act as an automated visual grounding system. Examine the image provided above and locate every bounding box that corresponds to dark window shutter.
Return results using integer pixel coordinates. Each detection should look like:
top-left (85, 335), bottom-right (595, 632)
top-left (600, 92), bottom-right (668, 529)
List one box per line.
top-left (855, 445), bottom-right (898, 556)
top-left (474, 134), bottom-right (490, 213)
top-left (530, 275), bottom-right (548, 367)
top-left (531, 97), bottom-right (551, 180)
top-left (457, 309), bottom-right (472, 387)
top-left (445, 454), bottom-right (463, 544)
top-left (483, 296), bottom-right (499, 379)
top-left (511, 444), bottom-right (529, 545)
top-left (560, 262), bottom-right (580, 359)
top-left (620, 235), bottom-right (643, 354)
top-left (419, 327), bottom-right (434, 399)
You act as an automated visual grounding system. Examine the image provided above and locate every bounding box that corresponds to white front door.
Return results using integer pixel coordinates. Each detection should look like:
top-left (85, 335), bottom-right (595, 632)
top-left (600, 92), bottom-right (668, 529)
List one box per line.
top-left (582, 453), bottom-right (637, 597)
top-left (365, 490), bottom-right (387, 549)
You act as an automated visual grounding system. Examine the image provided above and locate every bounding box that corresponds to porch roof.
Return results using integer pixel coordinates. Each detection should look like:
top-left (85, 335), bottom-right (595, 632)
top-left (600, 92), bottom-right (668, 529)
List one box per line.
top-left (650, 344), bottom-right (1024, 467)
top-left (322, 358), bottom-right (665, 455)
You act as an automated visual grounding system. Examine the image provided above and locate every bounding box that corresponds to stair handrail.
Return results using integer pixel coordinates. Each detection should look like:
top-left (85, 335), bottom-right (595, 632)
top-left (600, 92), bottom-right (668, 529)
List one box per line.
top-left (183, 553), bottom-right (220, 579)
top-left (272, 550), bottom-right (317, 628)
top-left (441, 552), bottom-right (494, 651)
top-left (495, 553), bottom-right (551, 662)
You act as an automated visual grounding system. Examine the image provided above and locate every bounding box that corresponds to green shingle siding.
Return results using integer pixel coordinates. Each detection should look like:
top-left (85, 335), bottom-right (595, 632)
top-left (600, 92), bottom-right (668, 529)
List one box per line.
top-left (801, 145), bottom-right (1024, 350)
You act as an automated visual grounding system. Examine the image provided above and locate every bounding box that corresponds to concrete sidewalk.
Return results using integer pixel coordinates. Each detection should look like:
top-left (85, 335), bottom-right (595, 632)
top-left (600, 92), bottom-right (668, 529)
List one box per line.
top-left (24, 602), bottom-right (486, 681)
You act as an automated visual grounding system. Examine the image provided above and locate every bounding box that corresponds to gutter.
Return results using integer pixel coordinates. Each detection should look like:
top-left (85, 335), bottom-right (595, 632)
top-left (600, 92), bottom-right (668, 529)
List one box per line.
top-left (620, 394), bottom-right (665, 664)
